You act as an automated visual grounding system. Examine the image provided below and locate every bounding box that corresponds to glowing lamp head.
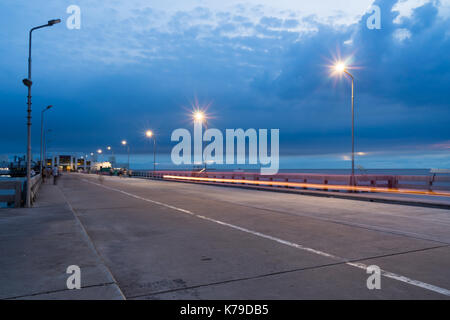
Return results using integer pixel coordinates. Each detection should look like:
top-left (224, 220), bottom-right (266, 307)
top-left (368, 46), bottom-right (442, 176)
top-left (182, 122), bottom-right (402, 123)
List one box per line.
top-left (97, 149), bottom-right (102, 154)
top-left (146, 130), bottom-right (153, 138)
top-left (335, 62), bottom-right (346, 73)
top-left (193, 111), bottom-right (205, 122)
top-left (121, 140), bottom-right (127, 146)
top-left (107, 146), bottom-right (111, 151)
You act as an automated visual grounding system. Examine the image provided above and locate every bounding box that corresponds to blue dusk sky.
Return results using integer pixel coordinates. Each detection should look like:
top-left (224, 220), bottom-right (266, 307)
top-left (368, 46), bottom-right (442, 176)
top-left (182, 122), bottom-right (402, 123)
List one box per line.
top-left (0, 0), bottom-right (449, 168)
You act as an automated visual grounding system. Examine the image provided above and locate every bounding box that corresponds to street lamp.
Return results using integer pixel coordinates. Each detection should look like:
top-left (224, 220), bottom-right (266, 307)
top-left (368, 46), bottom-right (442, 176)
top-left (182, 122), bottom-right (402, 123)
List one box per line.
top-left (122, 140), bottom-right (130, 170)
top-left (40, 105), bottom-right (53, 175)
top-left (193, 111), bottom-right (208, 171)
top-left (146, 130), bottom-right (156, 173)
top-left (333, 61), bottom-right (356, 185)
top-left (107, 146), bottom-right (115, 167)
top-left (43, 129), bottom-right (52, 168)
top-left (96, 149), bottom-right (102, 164)
top-left (23, 19), bottom-right (61, 208)
top-left (193, 111), bottom-right (205, 122)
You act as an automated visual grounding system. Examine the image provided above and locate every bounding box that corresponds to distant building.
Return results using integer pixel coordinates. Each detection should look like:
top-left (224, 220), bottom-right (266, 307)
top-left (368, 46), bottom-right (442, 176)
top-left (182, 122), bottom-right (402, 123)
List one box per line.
top-left (44, 153), bottom-right (93, 172)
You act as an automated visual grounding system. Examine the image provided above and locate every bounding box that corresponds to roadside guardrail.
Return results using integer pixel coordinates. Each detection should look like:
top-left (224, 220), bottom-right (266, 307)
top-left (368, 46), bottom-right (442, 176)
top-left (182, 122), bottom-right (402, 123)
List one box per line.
top-left (0, 175), bottom-right (42, 208)
top-left (130, 170), bottom-right (450, 194)
top-left (0, 180), bottom-right (22, 208)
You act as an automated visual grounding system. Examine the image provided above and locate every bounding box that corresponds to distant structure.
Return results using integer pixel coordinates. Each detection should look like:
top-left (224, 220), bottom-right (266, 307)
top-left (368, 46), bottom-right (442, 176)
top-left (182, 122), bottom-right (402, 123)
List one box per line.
top-left (44, 153), bottom-right (93, 172)
top-left (42, 153), bottom-right (116, 172)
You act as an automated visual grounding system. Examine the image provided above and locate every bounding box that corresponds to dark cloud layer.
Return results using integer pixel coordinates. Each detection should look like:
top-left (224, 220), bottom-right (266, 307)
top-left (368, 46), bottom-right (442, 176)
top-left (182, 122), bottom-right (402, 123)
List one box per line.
top-left (0, 0), bottom-right (449, 163)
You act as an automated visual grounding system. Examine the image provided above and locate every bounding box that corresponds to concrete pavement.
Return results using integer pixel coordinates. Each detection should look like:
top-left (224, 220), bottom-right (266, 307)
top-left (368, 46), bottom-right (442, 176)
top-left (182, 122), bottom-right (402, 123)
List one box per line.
top-left (1, 172), bottom-right (450, 299)
top-left (0, 179), bottom-right (124, 299)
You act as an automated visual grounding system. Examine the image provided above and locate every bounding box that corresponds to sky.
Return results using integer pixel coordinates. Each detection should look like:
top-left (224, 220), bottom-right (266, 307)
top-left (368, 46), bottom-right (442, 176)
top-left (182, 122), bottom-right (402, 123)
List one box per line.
top-left (0, 0), bottom-right (449, 168)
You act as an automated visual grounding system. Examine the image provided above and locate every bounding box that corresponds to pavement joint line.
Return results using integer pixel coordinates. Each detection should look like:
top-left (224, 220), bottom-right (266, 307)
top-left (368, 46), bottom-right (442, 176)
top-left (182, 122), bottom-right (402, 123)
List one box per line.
top-left (127, 244), bottom-right (449, 299)
top-left (81, 177), bottom-right (450, 297)
top-left (58, 183), bottom-right (127, 300)
top-left (126, 260), bottom-right (352, 299)
top-left (3, 282), bottom-right (116, 300)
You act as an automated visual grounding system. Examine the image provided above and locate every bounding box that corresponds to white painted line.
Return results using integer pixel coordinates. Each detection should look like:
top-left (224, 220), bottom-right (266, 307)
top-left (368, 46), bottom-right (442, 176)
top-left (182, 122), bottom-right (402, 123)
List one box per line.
top-left (82, 178), bottom-right (450, 297)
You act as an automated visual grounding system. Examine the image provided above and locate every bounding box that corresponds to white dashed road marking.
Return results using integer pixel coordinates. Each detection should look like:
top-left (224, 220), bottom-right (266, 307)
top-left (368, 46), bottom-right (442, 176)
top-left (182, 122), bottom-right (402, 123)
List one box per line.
top-left (83, 178), bottom-right (450, 297)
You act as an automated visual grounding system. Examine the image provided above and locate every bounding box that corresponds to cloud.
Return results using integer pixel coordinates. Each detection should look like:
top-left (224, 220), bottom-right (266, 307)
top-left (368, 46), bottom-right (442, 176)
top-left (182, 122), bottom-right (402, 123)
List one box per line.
top-left (0, 0), bottom-right (449, 164)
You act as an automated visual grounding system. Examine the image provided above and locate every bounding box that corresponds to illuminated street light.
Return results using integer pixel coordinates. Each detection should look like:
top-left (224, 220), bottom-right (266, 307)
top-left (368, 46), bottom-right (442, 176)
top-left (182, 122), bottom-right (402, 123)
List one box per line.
top-left (193, 111), bottom-right (205, 123)
top-left (335, 62), bottom-right (346, 73)
top-left (23, 19), bottom-right (61, 208)
top-left (40, 105), bottom-right (53, 175)
top-left (122, 140), bottom-right (130, 169)
top-left (106, 146), bottom-right (116, 167)
top-left (97, 149), bottom-right (102, 163)
top-left (43, 129), bottom-right (52, 168)
top-left (333, 60), bottom-right (356, 185)
top-left (145, 130), bottom-right (156, 173)
top-left (193, 110), bottom-right (208, 171)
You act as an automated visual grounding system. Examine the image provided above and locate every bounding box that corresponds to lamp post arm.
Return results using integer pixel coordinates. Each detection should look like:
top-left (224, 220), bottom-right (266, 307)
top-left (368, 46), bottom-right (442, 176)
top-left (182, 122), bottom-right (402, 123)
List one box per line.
top-left (28, 24), bottom-right (50, 79)
top-left (344, 70), bottom-right (354, 80)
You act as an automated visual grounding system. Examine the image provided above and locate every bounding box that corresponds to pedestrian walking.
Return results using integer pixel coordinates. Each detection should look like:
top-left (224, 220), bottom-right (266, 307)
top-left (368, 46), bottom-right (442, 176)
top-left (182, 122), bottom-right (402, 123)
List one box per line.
top-left (52, 165), bottom-right (59, 185)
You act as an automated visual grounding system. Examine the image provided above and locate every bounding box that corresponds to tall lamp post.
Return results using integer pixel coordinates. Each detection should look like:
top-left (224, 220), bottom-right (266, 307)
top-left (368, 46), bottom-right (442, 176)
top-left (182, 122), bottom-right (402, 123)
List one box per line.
top-left (43, 128), bottom-right (52, 168)
top-left (97, 149), bottom-right (103, 164)
top-left (107, 146), bottom-right (115, 167)
top-left (40, 105), bottom-right (53, 175)
top-left (193, 111), bottom-right (207, 171)
top-left (22, 19), bottom-right (61, 208)
top-left (122, 140), bottom-right (130, 170)
top-left (145, 130), bottom-right (156, 173)
top-left (333, 62), bottom-right (356, 185)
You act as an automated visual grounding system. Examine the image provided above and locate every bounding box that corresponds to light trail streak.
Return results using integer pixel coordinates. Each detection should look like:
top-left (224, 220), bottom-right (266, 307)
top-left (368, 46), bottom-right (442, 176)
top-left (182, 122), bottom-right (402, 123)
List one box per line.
top-left (163, 175), bottom-right (450, 197)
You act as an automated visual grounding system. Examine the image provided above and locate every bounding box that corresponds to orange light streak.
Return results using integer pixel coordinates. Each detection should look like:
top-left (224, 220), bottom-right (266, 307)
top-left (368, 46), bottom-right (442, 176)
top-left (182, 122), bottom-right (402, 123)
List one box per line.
top-left (163, 175), bottom-right (450, 197)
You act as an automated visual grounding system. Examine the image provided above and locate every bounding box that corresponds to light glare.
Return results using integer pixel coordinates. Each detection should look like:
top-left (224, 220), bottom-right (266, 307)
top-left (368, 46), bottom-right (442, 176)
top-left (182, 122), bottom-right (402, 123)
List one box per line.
top-left (193, 111), bottom-right (205, 122)
top-left (335, 62), bottom-right (346, 73)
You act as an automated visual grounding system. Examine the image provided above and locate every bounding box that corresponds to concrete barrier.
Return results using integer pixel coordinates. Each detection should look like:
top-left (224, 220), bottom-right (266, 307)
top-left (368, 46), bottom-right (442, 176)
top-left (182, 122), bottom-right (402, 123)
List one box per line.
top-left (131, 170), bottom-right (450, 193)
top-left (28, 175), bottom-right (42, 205)
top-left (0, 180), bottom-right (22, 208)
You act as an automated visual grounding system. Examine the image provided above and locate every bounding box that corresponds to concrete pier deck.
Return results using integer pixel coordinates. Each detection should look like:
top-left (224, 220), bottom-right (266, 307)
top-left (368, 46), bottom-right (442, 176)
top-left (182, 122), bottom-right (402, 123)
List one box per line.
top-left (1, 172), bottom-right (450, 299)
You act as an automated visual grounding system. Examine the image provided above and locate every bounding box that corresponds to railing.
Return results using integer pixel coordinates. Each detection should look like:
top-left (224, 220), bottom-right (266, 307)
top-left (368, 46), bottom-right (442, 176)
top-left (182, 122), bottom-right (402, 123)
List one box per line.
top-left (0, 180), bottom-right (22, 208)
top-left (131, 170), bottom-right (450, 194)
top-left (0, 175), bottom-right (42, 208)
top-left (29, 174), bottom-right (42, 205)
